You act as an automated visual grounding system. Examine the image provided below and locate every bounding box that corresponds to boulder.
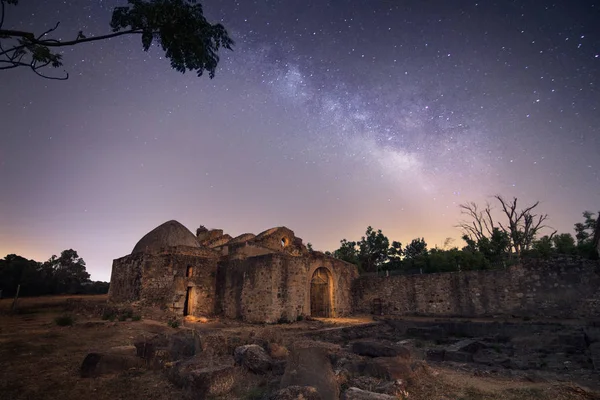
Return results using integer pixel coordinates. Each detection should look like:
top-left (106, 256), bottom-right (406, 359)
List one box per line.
top-left (363, 357), bottom-right (413, 381)
top-left (342, 387), bottom-right (397, 400)
top-left (444, 351), bottom-right (473, 363)
top-left (443, 339), bottom-right (486, 363)
top-left (234, 344), bottom-right (273, 374)
top-left (281, 345), bottom-right (339, 400)
top-left (425, 349), bottom-right (445, 362)
top-left (351, 340), bottom-right (411, 359)
top-left (446, 339), bottom-right (486, 354)
top-left (80, 352), bottom-right (145, 378)
top-left (270, 386), bottom-right (322, 400)
top-left (167, 356), bottom-right (237, 398)
top-left (133, 330), bottom-right (198, 366)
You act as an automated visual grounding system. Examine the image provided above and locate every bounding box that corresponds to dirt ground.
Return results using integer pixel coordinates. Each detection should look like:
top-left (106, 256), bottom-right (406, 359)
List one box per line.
top-left (0, 295), bottom-right (598, 400)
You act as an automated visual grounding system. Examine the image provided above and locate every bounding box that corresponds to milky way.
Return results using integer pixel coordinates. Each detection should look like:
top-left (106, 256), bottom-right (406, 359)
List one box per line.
top-left (1, 0), bottom-right (598, 280)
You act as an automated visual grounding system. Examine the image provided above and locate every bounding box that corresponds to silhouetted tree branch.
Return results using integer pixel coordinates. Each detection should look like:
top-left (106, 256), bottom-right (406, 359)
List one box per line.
top-left (0, 0), bottom-right (233, 80)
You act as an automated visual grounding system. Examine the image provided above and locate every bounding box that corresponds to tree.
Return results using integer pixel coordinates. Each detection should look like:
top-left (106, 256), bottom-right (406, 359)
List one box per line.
top-left (404, 238), bottom-right (427, 260)
top-left (357, 226), bottom-right (390, 273)
top-left (457, 196), bottom-right (550, 257)
top-left (552, 233), bottom-right (576, 255)
top-left (0, 250), bottom-right (103, 296)
top-left (531, 235), bottom-right (553, 258)
top-left (386, 240), bottom-right (403, 269)
top-left (0, 0), bottom-right (233, 79)
top-left (574, 211), bottom-right (599, 259)
top-left (333, 239), bottom-right (359, 266)
top-left (43, 249), bottom-right (90, 293)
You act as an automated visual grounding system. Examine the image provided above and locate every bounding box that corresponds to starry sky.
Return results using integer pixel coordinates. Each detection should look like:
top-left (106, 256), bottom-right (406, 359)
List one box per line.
top-left (1, 0), bottom-right (599, 281)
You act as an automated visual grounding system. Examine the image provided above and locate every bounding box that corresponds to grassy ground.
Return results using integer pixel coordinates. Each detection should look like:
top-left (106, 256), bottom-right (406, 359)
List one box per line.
top-left (0, 295), bottom-right (598, 400)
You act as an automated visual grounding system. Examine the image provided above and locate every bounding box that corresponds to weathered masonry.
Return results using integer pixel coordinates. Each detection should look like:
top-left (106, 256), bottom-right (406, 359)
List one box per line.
top-left (353, 257), bottom-right (600, 319)
top-left (108, 220), bottom-right (358, 323)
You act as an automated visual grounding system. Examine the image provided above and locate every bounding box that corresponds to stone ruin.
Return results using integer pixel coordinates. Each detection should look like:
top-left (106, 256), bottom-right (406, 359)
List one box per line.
top-left (108, 220), bottom-right (358, 323)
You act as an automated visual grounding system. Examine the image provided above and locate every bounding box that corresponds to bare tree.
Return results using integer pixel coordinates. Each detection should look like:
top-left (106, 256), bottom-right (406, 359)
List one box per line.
top-left (456, 201), bottom-right (496, 242)
top-left (494, 196), bottom-right (549, 256)
top-left (457, 196), bottom-right (550, 257)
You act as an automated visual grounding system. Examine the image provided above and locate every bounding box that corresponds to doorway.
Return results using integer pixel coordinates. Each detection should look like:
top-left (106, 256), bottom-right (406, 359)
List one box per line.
top-left (183, 287), bottom-right (192, 316)
top-left (310, 267), bottom-right (332, 317)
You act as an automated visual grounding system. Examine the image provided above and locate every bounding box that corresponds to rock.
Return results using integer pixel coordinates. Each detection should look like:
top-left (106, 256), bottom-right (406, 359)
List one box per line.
top-left (351, 340), bottom-right (411, 359)
top-left (584, 327), bottom-right (600, 344)
top-left (556, 332), bottom-right (588, 353)
top-left (425, 349), bottom-right (445, 362)
top-left (334, 354), bottom-right (367, 378)
top-left (442, 339), bottom-right (486, 363)
top-left (472, 348), bottom-right (509, 366)
top-left (133, 330), bottom-right (198, 366)
top-left (198, 332), bottom-right (231, 356)
top-left (80, 352), bottom-right (145, 378)
top-left (406, 326), bottom-right (446, 341)
top-left (234, 344), bottom-right (273, 374)
top-left (270, 386), bottom-right (322, 400)
top-left (590, 342), bottom-right (600, 370)
top-left (342, 387), bottom-right (397, 400)
top-left (446, 339), bottom-right (486, 354)
top-left (444, 351), bottom-right (473, 363)
top-left (167, 356), bottom-right (237, 398)
top-left (281, 346), bottom-right (339, 400)
top-left (363, 357), bottom-right (413, 380)
top-left (272, 360), bottom-right (287, 376)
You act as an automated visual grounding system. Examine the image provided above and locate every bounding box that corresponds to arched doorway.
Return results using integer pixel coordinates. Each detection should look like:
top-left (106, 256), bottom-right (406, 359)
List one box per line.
top-left (310, 267), bottom-right (333, 317)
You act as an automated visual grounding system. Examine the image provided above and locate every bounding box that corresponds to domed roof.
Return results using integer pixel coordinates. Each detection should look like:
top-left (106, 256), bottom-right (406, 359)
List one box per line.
top-left (132, 220), bottom-right (200, 254)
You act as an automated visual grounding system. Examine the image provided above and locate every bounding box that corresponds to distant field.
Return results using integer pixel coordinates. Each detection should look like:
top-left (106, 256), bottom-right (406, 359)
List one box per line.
top-left (0, 293), bottom-right (108, 312)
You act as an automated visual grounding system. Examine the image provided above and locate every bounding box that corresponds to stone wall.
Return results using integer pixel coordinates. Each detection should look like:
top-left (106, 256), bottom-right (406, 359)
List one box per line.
top-left (108, 246), bottom-right (219, 316)
top-left (353, 257), bottom-right (600, 319)
top-left (216, 253), bottom-right (358, 323)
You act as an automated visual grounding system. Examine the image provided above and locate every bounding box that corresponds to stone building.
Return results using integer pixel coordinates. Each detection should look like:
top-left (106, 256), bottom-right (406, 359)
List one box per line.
top-left (108, 220), bottom-right (358, 323)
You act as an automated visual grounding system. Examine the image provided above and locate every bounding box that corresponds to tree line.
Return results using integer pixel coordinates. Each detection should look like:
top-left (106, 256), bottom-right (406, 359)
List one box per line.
top-left (0, 249), bottom-right (109, 298)
top-left (327, 196), bottom-right (599, 275)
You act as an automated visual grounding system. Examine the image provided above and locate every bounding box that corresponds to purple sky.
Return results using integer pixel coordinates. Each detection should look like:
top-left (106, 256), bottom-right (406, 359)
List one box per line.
top-left (1, 0), bottom-right (599, 281)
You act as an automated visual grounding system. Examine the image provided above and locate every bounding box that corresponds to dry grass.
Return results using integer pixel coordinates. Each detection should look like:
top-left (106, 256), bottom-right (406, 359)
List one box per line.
top-left (404, 366), bottom-right (600, 400)
top-left (1, 296), bottom-right (598, 400)
top-left (0, 295), bottom-right (186, 400)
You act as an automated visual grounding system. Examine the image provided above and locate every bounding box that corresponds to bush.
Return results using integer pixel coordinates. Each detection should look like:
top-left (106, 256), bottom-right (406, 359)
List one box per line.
top-left (102, 310), bottom-right (116, 321)
top-left (132, 314), bottom-right (142, 321)
top-left (54, 315), bottom-right (74, 326)
top-left (168, 319), bottom-right (179, 328)
top-left (244, 387), bottom-right (268, 400)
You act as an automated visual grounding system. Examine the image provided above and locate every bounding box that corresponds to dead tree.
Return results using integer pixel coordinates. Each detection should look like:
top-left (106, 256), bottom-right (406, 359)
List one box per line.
top-left (457, 196), bottom-right (550, 257)
top-left (494, 195), bottom-right (549, 257)
top-left (456, 201), bottom-right (496, 242)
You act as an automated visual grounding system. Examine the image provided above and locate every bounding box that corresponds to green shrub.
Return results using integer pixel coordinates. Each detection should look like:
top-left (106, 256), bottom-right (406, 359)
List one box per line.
top-left (54, 315), bottom-right (74, 326)
top-left (168, 319), bottom-right (180, 328)
top-left (101, 310), bottom-right (116, 321)
top-left (296, 314), bottom-right (304, 322)
top-left (132, 315), bottom-right (142, 321)
top-left (244, 387), bottom-right (267, 400)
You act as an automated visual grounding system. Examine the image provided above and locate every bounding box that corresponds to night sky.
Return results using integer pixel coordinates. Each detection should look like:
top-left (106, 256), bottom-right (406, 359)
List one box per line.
top-left (1, 0), bottom-right (599, 281)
